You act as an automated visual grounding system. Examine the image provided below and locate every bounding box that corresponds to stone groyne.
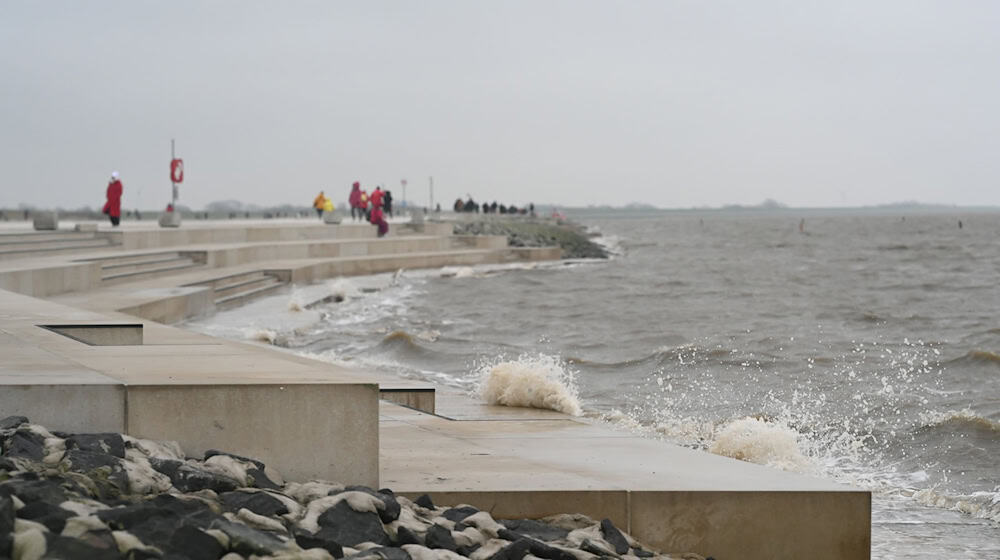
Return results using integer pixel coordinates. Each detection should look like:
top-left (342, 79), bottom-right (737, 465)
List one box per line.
top-left (451, 220), bottom-right (608, 259)
top-left (0, 417), bottom-right (700, 560)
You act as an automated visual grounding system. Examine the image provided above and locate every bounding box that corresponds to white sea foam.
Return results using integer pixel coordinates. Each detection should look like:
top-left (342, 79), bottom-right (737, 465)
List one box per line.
top-left (708, 417), bottom-right (811, 472)
top-left (476, 355), bottom-right (582, 416)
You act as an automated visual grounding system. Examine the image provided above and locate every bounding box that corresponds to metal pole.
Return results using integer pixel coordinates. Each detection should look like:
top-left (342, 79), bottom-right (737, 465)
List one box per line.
top-left (429, 176), bottom-right (434, 211)
top-left (171, 139), bottom-right (176, 206)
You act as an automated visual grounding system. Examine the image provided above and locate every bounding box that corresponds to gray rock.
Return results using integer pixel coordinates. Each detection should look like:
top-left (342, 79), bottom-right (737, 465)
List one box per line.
top-left (441, 505), bottom-right (479, 522)
top-left (493, 538), bottom-right (577, 560)
top-left (44, 533), bottom-right (122, 560)
top-left (208, 516), bottom-right (288, 556)
top-left (394, 525), bottom-right (422, 546)
top-left (166, 525), bottom-right (226, 560)
top-left (3, 430), bottom-right (45, 461)
top-left (15, 500), bottom-right (73, 533)
top-left (345, 546), bottom-right (412, 560)
top-left (0, 416), bottom-right (28, 431)
top-left (149, 458), bottom-right (240, 493)
top-left (424, 524), bottom-right (457, 551)
top-left (600, 519), bottom-right (629, 555)
top-left (0, 477), bottom-right (69, 504)
top-left (0, 494), bottom-right (14, 558)
top-left (413, 494), bottom-right (435, 509)
top-left (247, 467), bottom-right (281, 490)
top-left (66, 433), bottom-right (126, 458)
top-left (316, 499), bottom-right (390, 547)
top-left (295, 526), bottom-right (345, 557)
top-left (500, 519), bottom-right (569, 542)
top-left (219, 490), bottom-right (289, 517)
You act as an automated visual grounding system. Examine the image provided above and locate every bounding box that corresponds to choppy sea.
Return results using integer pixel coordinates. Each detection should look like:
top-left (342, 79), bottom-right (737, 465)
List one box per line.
top-left (187, 209), bottom-right (1000, 558)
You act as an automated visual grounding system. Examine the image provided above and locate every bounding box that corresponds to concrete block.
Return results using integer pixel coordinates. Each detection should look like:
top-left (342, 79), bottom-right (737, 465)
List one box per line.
top-left (628, 490), bottom-right (871, 560)
top-left (0, 384), bottom-right (126, 433)
top-left (323, 213), bottom-right (343, 224)
top-left (379, 388), bottom-right (435, 414)
top-left (32, 211), bottom-right (58, 230)
top-left (158, 211), bottom-right (182, 228)
top-left (126, 383), bottom-right (380, 486)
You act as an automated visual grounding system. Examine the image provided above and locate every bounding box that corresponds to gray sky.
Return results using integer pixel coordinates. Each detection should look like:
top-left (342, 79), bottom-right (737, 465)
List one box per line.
top-left (2, 1), bottom-right (999, 210)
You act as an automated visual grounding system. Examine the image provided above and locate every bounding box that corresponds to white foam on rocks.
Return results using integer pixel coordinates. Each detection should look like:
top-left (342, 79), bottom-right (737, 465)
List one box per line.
top-left (404, 544), bottom-right (469, 560)
top-left (202, 454), bottom-right (251, 485)
top-left (122, 458), bottom-right (173, 494)
top-left (234, 508), bottom-right (288, 534)
top-left (12, 526), bottom-right (46, 560)
top-left (285, 480), bottom-right (345, 504)
top-left (299, 491), bottom-right (384, 533)
top-left (58, 500), bottom-right (108, 518)
top-left (122, 434), bottom-right (185, 461)
top-left (461, 511), bottom-right (503, 538)
top-left (60, 515), bottom-right (109, 538)
top-left (112, 530), bottom-right (162, 557)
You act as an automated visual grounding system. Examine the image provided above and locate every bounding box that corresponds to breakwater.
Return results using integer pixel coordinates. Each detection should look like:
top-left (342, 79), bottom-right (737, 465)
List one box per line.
top-left (452, 219), bottom-right (609, 259)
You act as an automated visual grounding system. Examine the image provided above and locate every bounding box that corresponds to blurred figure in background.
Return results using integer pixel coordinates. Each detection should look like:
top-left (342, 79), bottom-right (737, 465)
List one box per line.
top-left (102, 171), bottom-right (123, 227)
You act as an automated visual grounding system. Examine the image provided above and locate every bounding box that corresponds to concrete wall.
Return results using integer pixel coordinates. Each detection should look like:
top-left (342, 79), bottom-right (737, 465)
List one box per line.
top-left (126, 383), bottom-right (380, 486)
top-left (0, 261), bottom-right (102, 297)
top-left (0, 384), bottom-right (126, 433)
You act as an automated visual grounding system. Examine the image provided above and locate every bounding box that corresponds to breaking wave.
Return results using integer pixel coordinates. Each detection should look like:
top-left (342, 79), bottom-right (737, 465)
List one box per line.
top-left (476, 354), bottom-right (582, 416)
top-left (919, 409), bottom-right (1000, 433)
top-left (708, 417), bottom-right (811, 472)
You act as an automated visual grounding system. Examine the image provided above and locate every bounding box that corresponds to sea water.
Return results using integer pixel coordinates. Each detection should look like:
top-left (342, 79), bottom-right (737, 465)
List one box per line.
top-left (187, 209), bottom-right (1000, 558)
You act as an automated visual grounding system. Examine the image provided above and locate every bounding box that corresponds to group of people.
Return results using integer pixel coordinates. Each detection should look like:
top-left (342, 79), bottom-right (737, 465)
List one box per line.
top-left (453, 197), bottom-right (535, 216)
top-left (312, 183), bottom-right (392, 237)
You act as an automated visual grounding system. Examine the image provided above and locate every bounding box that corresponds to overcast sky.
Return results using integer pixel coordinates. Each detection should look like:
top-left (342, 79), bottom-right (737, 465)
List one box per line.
top-left (2, 1), bottom-right (999, 210)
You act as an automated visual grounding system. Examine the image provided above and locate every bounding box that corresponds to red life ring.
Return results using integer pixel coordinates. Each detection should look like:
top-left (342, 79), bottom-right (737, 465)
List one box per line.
top-left (170, 159), bottom-right (184, 183)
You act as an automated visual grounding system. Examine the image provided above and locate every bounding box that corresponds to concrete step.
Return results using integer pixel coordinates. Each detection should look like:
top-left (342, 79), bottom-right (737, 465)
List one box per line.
top-left (101, 259), bottom-right (202, 284)
top-left (96, 251), bottom-right (186, 267)
top-left (214, 278), bottom-right (286, 310)
top-left (0, 238), bottom-right (113, 260)
top-left (212, 273), bottom-right (277, 299)
top-left (0, 231), bottom-right (100, 243)
top-left (100, 255), bottom-right (193, 275)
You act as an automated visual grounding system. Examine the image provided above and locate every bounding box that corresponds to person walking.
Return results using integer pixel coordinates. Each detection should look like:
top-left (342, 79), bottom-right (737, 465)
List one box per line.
top-left (102, 171), bottom-right (123, 227)
top-left (384, 190), bottom-right (393, 217)
top-left (348, 182), bottom-right (362, 221)
top-left (313, 191), bottom-right (327, 219)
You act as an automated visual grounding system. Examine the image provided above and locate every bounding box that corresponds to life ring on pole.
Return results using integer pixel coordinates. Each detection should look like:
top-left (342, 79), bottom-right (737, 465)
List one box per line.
top-left (170, 159), bottom-right (184, 183)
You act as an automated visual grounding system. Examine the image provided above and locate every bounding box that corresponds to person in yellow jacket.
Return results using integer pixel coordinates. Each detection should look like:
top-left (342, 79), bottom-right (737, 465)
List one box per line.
top-left (323, 198), bottom-right (334, 213)
top-left (313, 191), bottom-right (327, 219)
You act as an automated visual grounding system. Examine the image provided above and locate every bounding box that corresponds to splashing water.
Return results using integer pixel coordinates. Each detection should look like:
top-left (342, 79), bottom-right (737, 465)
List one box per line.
top-left (708, 417), bottom-right (811, 472)
top-left (476, 354), bottom-right (583, 416)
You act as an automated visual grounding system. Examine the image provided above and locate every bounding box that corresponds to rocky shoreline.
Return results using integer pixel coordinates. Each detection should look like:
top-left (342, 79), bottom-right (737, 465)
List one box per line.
top-left (1, 417), bottom-right (702, 560)
top-left (452, 219), bottom-right (609, 260)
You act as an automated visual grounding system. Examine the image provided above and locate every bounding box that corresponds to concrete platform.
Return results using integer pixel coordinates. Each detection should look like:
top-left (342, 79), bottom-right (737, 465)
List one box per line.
top-left (381, 393), bottom-right (870, 560)
top-left (0, 288), bottom-right (380, 486)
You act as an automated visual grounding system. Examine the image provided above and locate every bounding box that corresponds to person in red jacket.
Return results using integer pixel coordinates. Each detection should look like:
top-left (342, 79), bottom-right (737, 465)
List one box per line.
top-left (370, 203), bottom-right (388, 237)
top-left (370, 186), bottom-right (384, 210)
top-left (348, 182), bottom-right (362, 221)
top-left (102, 171), bottom-right (123, 226)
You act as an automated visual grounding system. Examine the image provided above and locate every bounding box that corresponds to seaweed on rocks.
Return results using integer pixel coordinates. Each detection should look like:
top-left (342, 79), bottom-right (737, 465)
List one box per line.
top-left (452, 220), bottom-right (610, 259)
top-left (0, 420), bottom-right (698, 560)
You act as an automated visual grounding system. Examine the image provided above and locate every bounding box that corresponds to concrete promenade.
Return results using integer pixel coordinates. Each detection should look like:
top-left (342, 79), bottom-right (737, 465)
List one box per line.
top-left (0, 218), bottom-right (870, 559)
